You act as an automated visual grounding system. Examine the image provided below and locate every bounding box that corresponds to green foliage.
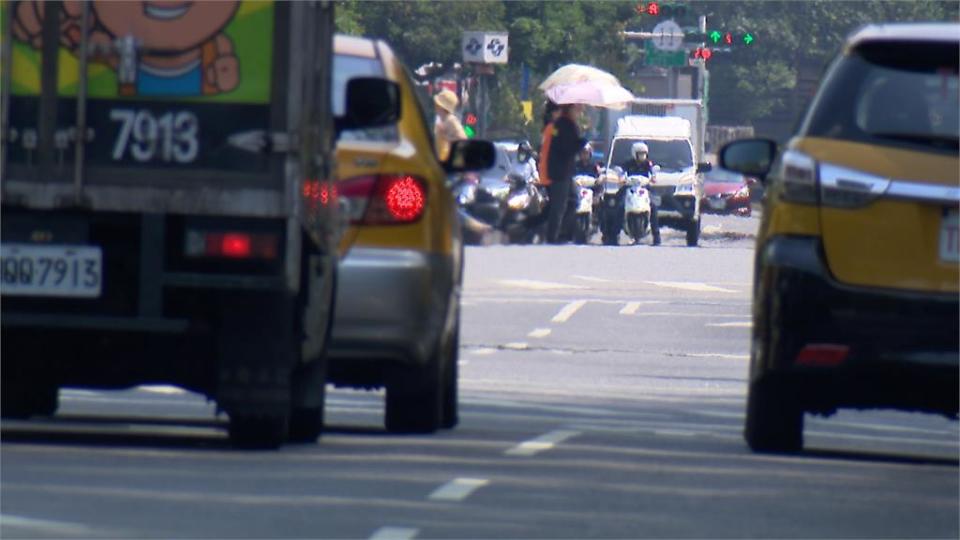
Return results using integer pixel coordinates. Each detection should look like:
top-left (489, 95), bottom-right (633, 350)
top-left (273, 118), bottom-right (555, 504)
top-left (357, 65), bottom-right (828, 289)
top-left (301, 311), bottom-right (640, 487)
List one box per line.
top-left (335, 0), bottom-right (959, 132)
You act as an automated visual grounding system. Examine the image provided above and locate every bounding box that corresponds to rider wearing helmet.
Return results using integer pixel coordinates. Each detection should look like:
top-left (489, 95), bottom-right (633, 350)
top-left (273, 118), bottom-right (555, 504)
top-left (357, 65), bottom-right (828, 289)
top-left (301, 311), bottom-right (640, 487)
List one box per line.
top-left (574, 142), bottom-right (599, 177)
top-left (619, 141), bottom-right (661, 245)
top-left (514, 140), bottom-right (539, 183)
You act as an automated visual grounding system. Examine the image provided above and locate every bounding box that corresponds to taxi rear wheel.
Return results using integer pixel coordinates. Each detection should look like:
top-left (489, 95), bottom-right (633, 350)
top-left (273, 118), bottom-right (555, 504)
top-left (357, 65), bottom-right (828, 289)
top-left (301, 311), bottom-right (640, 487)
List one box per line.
top-left (440, 326), bottom-right (460, 429)
top-left (385, 356), bottom-right (443, 434)
top-left (745, 376), bottom-right (804, 453)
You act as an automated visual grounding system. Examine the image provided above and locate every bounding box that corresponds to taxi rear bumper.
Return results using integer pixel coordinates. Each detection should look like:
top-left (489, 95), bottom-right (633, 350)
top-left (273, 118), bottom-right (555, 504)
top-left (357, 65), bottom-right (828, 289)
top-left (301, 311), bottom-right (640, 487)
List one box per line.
top-left (753, 235), bottom-right (959, 416)
top-left (328, 247), bottom-right (455, 387)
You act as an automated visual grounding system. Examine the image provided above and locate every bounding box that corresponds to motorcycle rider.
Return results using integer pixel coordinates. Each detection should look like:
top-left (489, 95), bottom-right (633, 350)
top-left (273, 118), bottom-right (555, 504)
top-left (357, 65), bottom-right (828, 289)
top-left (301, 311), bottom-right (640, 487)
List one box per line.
top-left (515, 140), bottom-right (539, 183)
top-left (574, 142), bottom-right (600, 177)
top-left (619, 141), bottom-right (661, 246)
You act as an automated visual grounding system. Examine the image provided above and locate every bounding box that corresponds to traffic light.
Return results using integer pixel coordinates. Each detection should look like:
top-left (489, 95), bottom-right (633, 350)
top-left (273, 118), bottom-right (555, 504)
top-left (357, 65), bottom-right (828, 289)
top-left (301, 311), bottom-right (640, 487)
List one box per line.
top-left (691, 47), bottom-right (712, 61)
top-left (635, 2), bottom-right (688, 19)
top-left (463, 112), bottom-right (478, 138)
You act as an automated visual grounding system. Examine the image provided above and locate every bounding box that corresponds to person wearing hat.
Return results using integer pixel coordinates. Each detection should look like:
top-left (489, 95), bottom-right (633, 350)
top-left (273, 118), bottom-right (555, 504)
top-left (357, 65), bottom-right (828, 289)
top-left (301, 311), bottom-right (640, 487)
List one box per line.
top-left (434, 89), bottom-right (467, 162)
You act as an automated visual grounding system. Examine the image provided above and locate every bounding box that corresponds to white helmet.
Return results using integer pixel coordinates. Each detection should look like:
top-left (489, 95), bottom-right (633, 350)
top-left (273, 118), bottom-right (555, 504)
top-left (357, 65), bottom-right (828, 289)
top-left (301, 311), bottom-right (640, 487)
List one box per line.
top-left (632, 142), bottom-right (649, 158)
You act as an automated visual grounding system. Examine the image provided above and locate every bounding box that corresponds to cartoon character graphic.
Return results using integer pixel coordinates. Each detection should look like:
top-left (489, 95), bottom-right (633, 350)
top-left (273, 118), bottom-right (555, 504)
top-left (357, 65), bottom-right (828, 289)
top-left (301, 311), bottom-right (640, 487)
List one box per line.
top-left (12, 0), bottom-right (241, 97)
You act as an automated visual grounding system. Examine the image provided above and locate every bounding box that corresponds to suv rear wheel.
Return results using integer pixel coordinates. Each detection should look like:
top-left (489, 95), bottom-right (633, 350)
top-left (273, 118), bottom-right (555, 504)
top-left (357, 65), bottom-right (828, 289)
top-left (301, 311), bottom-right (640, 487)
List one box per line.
top-left (745, 376), bottom-right (804, 453)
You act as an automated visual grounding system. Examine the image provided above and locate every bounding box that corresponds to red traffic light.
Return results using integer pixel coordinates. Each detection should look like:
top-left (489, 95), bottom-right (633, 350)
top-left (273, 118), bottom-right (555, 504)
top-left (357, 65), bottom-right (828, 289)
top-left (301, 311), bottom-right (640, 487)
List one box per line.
top-left (693, 47), bottom-right (712, 61)
top-left (724, 32), bottom-right (733, 45)
top-left (647, 2), bottom-right (659, 15)
top-left (465, 113), bottom-right (478, 125)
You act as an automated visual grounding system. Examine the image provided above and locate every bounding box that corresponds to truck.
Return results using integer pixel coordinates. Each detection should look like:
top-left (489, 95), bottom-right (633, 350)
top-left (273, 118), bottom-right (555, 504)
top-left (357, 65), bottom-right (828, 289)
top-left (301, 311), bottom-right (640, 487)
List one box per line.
top-left (605, 114), bottom-right (712, 246)
top-left (0, 0), bottom-right (398, 448)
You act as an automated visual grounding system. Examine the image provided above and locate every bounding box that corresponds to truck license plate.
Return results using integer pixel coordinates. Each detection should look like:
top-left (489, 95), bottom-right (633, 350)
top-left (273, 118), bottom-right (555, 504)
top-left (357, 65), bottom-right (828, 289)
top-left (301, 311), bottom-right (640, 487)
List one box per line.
top-left (940, 210), bottom-right (959, 263)
top-left (0, 244), bottom-right (103, 298)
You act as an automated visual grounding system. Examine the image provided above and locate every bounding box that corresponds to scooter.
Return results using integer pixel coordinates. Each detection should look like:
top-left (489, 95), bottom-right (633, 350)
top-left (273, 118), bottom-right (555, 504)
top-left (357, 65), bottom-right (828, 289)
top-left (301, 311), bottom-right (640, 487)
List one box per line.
top-left (502, 167), bottom-right (548, 244)
top-left (623, 174), bottom-right (653, 244)
top-left (571, 174), bottom-right (598, 244)
top-left (598, 167), bottom-right (627, 246)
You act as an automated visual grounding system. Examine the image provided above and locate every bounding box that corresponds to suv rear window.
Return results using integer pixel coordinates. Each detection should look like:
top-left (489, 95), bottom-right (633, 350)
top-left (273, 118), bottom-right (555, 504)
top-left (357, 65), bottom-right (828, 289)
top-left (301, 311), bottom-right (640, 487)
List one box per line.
top-left (801, 40), bottom-right (959, 154)
top-left (333, 54), bottom-right (399, 142)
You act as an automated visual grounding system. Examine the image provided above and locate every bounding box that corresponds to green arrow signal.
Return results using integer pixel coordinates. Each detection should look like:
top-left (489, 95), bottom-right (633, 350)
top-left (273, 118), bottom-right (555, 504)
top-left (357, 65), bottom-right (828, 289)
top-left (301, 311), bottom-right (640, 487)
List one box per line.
top-left (709, 30), bottom-right (721, 43)
top-left (744, 33), bottom-right (754, 45)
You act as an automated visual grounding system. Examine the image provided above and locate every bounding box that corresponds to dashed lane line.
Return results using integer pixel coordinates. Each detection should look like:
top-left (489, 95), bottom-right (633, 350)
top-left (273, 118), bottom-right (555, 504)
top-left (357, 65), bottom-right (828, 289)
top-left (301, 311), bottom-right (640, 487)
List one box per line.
top-left (571, 275), bottom-right (613, 283)
top-left (645, 281), bottom-right (738, 293)
top-left (428, 478), bottom-right (490, 502)
top-left (497, 279), bottom-right (586, 290)
top-left (504, 429), bottom-right (581, 457)
top-left (369, 526), bottom-right (419, 540)
top-left (550, 300), bottom-right (587, 323)
top-left (706, 321), bottom-right (753, 328)
top-left (0, 515), bottom-right (101, 537)
top-left (469, 348), bottom-right (497, 356)
top-left (528, 328), bottom-right (552, 338)
top-left (619, 301), bottom-right (665, 315)
top-left (137, 385), bottom-right (187, 395)
top-left (503, 342), bottom-right (529, 350)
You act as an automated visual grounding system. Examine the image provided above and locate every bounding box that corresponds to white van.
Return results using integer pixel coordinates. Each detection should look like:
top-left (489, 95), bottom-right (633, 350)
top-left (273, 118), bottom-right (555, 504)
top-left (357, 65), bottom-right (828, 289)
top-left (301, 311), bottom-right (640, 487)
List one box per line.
top-left (605, 115), bottom-right (710, 246)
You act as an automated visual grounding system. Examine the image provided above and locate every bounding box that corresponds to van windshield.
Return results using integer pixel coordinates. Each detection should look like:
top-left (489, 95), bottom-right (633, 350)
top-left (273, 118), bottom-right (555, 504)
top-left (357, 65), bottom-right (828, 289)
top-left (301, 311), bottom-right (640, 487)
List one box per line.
top-left (609, 139), bottom-right (693, 172)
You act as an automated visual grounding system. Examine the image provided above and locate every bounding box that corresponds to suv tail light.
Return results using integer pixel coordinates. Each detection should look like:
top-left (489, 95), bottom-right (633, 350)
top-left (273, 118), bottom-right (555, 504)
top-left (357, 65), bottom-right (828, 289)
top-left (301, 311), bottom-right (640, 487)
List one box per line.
top-left (338, 174), bottom-right (428, 225)
top-left (185, 230), bottom-right (278, 259)
top-left (777, 150), bottom-right (819, 204)
top-left (777, 150), bottom-right (891, 208)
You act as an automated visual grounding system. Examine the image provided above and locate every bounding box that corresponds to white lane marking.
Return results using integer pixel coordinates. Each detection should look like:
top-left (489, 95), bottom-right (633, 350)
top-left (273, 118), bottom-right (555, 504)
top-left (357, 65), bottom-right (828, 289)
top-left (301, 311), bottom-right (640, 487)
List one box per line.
top-left (629, 312), bottom-right (744, 318)
top-left (551, 300), bottom-right (587, 323)
top-left (137, 385), bottom-right (187, 395)
top-left (706, 321), bottom-right (753, 328)
top-left (497, 279), bottom-right (586, 290)
top-left (469, 348), bottom-right (497, 356)
top-left (369, 526), bottom-right (419, 540)
top-left (503, 342), bottom-right (529, 350)
top-left (654, 429), bottom-right (698, 437)
top-left (684, 353), bottom-right (750, 360)
top-left (571, 275), bottom-right (613, 283)
top-left (645, 281), bottom-right (737, 293)
top-left (0, 515), bottom-right (97, 536)
top-left (618, 301), bottom-right (665, 315)
top-left (428, 478), bottom-right (489, 501)
top-left (528, 328), bottom-right (552, 338)
top-left (60, 389), bottom-right (100, 397)
top-left (505, 429), bottom-right (580, 456)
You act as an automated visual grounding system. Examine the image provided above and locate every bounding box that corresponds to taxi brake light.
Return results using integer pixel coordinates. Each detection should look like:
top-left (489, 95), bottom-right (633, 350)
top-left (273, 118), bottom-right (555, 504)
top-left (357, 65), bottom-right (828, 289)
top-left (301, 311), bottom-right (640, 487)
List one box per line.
top-left (796, 344), bottom-right (850, 367)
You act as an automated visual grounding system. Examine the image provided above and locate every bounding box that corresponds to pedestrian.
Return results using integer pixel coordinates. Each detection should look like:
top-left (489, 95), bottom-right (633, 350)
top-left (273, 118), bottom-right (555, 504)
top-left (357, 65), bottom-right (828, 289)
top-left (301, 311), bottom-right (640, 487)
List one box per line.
top-left (433, 89), bottom-right (466, 162)
top-left (543, 102), bottom-right (587, 244)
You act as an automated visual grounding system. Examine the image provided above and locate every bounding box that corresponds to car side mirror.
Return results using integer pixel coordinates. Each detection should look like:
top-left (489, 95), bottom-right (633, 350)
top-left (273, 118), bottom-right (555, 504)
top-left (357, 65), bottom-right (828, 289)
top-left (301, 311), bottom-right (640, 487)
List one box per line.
top-left (336, 77), bottom-right (401, 134)
top-left (719, 138), bottom-right (777, 181)
top-left (444, 140), bottom-right (496, 173)
top-left (696, 162), bottom-right (713, 174)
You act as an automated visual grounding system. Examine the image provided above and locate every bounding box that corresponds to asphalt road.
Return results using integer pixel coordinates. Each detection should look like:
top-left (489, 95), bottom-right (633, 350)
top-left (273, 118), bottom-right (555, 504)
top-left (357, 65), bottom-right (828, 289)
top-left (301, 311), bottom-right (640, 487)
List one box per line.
top-left (2, 214), bottom-right (958, 539)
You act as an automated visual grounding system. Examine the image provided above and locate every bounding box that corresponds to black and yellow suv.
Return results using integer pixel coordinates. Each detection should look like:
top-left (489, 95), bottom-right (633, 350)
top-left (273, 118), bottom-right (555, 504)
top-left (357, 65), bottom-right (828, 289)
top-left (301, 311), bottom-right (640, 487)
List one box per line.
top-left (720, 23), bottom-right (959, 453)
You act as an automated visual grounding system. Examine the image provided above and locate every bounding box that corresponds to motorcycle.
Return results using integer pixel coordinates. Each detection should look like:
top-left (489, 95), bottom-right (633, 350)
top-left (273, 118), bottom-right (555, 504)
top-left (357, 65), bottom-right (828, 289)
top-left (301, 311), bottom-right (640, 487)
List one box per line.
top-left (623, 174), bottom-right (654, 244)
top-left (452, 160), bottom-right (545, 245)
top-left (571, 174), bottom-right (598, 244)
top-left (598, 168), bottom-right (657, 246)
top-left (502, 167), bottom-right (548, 244)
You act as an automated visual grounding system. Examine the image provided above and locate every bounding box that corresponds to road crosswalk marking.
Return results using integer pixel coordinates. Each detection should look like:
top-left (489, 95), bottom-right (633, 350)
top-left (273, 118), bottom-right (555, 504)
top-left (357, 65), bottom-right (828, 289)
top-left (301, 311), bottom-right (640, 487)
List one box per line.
top-left (369, 527), bottom-right (419, 540)
top-left (645, 281), bottom-right (737, 293)
top-left (428, 478), bottom-right (489, 501)
top-left (505, 430), bottom-right (580, 456)
top-left (551, 300), bottom-right (587, 323)
top-left (528, 328), bottom-right (552, 338)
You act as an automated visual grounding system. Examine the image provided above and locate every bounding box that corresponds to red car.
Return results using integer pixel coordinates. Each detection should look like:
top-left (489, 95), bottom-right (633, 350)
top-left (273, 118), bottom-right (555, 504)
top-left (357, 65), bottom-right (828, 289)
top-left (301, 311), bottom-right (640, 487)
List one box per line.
top-left (700, 168), bottom-right (755, 216)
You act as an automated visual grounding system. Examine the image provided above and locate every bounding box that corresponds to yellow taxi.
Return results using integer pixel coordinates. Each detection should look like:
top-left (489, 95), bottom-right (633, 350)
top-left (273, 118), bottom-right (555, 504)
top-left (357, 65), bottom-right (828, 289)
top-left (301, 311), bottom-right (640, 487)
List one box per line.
top-left (329, 36), bottom-right (491, 434)
top-left (719, 23), bottom-right (959, 453)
